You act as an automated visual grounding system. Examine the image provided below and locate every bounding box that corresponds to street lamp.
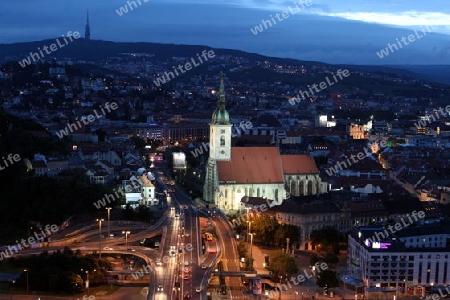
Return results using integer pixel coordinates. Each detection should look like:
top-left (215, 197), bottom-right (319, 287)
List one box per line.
top-left (403, 279), bottom-right (407, 295)
top-left (249, 233), bottom-right (255, 271)
top-left (278, 276), bottom-right (282, 300)
top-left (9, 280), bottom-right (15, 300)
top-left (82, 269), bottom-right (96, 297)
top-left (72, 283), bottom-right (77, 300)
top-left (85, 270), bottom-right (89, 296)
top-left (23, 269), bottom-right (29, 295)
top-left (106, 207), bottom-right (112, 238)
top-left (123, 231), bottom-right (131, 249)
top-left (246, 219), bottom-right (252, 266)
top-left (96, 218), bottom-right (104, 257)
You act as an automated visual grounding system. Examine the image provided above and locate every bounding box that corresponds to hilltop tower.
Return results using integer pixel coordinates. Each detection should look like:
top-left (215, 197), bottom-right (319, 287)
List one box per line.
top-left (85, 8), bottom-right (91, 41)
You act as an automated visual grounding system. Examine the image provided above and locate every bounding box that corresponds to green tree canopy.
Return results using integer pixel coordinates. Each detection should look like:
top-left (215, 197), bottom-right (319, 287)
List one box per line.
top-left (266, 250), bottom-right (298, 279)
top-left (310, 227), bottom-right (343, 254)
top-left (316, 270), bottom-right (339, 288)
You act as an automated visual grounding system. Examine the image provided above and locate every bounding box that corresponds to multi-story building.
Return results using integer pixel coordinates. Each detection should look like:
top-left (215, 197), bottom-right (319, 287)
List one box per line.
top-left (348, 222), bottom-right (450, 299)
top-left (274, 200), bottom-right (351, 250)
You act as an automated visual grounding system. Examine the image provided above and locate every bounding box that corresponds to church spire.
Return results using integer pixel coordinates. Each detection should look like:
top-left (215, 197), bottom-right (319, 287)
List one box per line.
top-left (211, 72), bottom-right (230, 124)
top-left (218, 71), bottom-right (225, 104)
top-left (85, 8), bottom-right (91, 41)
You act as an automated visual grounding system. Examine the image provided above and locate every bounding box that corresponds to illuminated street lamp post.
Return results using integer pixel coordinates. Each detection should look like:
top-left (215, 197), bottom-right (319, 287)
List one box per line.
top-left (86, 270), bottom-right (89, 296)
top-left (82, 269), bottom-right (96, 297)
top-left (106, 207), bottom-right (112, 238)
top-left (96, 218), bottom-right (104, 257)
top-left (249, 233), bottom-right (255, 271)
top-left (9, 279), bottom-right (15, 300)
top-left (123, 231), bottom-right (131, 249)
top-left (23, 269), bottom-right (29, 295)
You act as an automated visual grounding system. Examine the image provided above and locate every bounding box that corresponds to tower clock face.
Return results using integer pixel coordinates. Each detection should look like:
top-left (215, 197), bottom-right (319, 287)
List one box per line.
top-left (220, 150), bottom-right (225, 155)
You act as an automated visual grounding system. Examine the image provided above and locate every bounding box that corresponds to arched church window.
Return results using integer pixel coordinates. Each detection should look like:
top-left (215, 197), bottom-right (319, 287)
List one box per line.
top-left (220, 135), bottom-right (225, 146)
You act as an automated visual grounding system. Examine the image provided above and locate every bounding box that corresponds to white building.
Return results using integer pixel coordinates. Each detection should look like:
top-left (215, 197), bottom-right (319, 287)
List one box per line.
top-left (203, 74), bottom-right (325, 215)
top-left (122, 171), bottom-right (158, 207)
top-left (347, 222), bottom-right (450, 299)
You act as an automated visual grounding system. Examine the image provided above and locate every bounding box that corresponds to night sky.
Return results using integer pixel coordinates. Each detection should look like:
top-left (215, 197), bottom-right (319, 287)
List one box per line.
top-left (2, 0), bottom-right (449, 64)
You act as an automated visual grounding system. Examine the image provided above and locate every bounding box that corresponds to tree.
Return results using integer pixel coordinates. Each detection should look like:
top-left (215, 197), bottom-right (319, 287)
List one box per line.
top-left (130, 136), bottom-right (146, 149)
top-left (310, 227), bottom-right (342, 254)
top-left (237, 240), bottom-right (247, 259)
top-left (266, 250), bottom-right (298, 279)
top-left (252, 215), bottom-right (279, 246)
top-left (316, 270), bottom-right (339, 288)
top-left (275, 224), bottom-right (299, 246)
top-left (324, 253), bottom-right (339, 266)
top-left (309, 254), bottom-right (319, 267)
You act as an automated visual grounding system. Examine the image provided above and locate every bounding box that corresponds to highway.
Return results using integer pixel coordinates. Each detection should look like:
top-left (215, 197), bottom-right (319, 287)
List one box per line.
top-left (2, 155), bottom-right (227, 299)
top-left (150, 159), bottom-right (218, 300)
top-left (213, 211), bottom-right (243, 299)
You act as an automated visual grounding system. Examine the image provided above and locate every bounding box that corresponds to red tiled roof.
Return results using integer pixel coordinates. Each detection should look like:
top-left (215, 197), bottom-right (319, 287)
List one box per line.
top-left (216, 147), bottom-right (284, 184)
top-left (281, 155), bottom-right (318, 174)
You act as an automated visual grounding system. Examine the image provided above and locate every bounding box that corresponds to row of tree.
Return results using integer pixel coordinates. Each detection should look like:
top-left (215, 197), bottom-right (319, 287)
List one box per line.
top-left (9, 247), bottom-right (110, 293)
top-left (231, 214), bottom-right (300, 247)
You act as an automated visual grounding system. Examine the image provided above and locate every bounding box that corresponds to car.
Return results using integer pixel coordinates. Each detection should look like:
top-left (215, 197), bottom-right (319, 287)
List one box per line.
top-left (141, 287), bottom-right (149, 295)
top-left (184, 268), bottom-right (190, 273)
top-left (184, 275), bottom-right (189, 280)
top-left (200, 264), bottom-right (207, 269)
top-left (157, 284), bottom-right (164, 292)
top-left (184, 233), bottom-right (190, 237)
top-left (103, 247), bottom-right (113, 250)
top-left (184, 261), bottom-right (189, 266)
top-left (127, 248), bottom-right (135, 252)
top-left (175, 214), bottom-right (180, 218)
top-left (183, 293), bottom-right (191, 299)
top-left (195, 287), bottom-right (202, 293)
top-left (183, 205), bottom-right (188, 209)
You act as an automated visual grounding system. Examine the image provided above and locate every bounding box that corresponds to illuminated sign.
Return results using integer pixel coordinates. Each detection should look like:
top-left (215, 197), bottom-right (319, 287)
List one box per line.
top-left (372, 242), bottom-right (391, 249)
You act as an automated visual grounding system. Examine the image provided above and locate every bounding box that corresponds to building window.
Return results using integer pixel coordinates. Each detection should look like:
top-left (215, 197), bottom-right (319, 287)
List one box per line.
top-left (444, 262), bottom-right (448, 284)
top-left (418, 263), bottom-right (422, 284)
top-left (435, 262), bottom-right (439, 284)
top-left (220, 135), bottom-right (225, 146)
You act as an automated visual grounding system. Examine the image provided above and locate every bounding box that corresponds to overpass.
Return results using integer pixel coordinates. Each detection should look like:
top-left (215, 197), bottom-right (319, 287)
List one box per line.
top-left (212, 270), bottom-right (257, 277)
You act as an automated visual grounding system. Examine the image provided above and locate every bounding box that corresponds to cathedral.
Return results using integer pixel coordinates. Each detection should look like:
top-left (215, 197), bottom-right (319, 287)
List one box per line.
top-left (203, 73), bottom-right (326, 215)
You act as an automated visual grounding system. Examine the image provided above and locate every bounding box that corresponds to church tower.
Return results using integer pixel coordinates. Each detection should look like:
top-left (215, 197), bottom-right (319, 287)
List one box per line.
top-left (209, 72), bottom-right (232, 161)
top-left (85, 8), bottom-right (91, 41)
top-left (203, 72), bottom-right (232, 203)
